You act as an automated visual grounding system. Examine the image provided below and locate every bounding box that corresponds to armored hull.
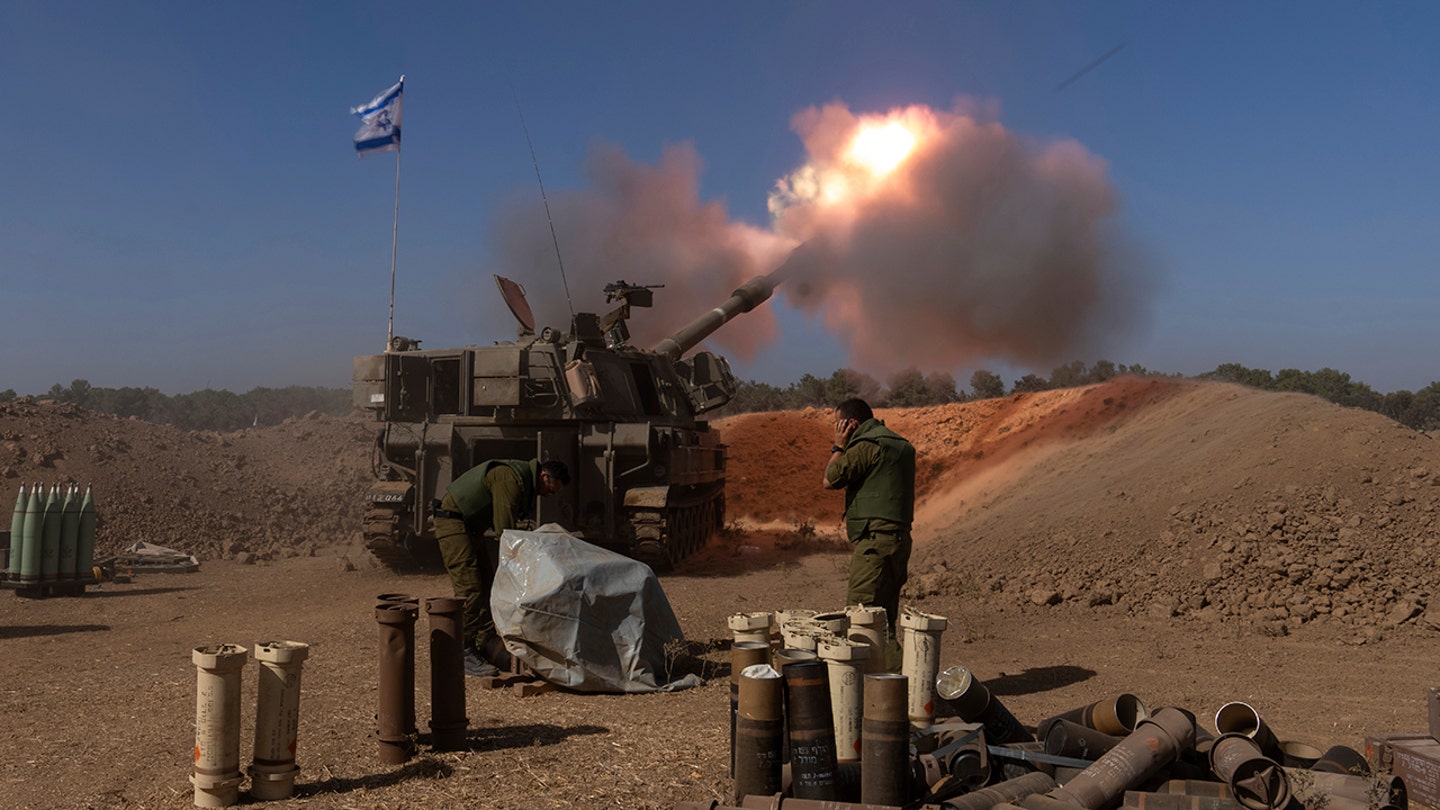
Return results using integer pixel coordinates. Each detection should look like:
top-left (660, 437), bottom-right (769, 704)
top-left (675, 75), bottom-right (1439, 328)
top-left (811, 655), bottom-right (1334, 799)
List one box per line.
top-left (352, 274), bottom-right (776, 570)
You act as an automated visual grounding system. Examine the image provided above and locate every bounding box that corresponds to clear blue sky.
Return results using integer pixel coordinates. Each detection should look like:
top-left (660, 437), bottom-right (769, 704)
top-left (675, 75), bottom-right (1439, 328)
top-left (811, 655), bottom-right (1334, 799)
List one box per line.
top-left (3, 2), bottom-right (1437, 396)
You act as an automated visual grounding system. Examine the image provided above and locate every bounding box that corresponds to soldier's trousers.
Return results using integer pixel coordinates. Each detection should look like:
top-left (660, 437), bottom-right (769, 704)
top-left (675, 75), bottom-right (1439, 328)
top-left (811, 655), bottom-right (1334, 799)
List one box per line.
top-left (845, 528), bottom-right (912, 636)
top-left (435, 515), bottom-right (499, 650)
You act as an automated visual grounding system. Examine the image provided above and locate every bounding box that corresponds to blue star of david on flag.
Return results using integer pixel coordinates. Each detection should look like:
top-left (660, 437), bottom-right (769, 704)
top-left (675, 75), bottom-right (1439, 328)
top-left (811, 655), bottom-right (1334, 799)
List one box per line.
top-left (351, 77), bottom-right (403, 157)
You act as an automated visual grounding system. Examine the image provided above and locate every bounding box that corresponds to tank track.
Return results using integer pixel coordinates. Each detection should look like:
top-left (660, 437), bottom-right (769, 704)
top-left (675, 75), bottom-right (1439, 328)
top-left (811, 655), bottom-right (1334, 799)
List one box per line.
top-left (363, 502), bottom-right (443, 572)
top-left (631, 490), bottom-right (724, 571)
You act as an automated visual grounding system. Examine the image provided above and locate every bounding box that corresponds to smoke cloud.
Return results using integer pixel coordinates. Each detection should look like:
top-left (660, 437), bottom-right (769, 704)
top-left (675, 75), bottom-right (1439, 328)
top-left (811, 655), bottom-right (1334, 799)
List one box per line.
top-left (492, 100), bottom-right (1151, 375)
top-left (491, 142), bottom-right (793, 359)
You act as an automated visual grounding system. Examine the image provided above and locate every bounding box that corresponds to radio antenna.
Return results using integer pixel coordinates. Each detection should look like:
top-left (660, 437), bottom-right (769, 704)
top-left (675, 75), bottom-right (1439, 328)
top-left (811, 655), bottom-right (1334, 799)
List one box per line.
top-left (511, 85), bottom-right (575, 320)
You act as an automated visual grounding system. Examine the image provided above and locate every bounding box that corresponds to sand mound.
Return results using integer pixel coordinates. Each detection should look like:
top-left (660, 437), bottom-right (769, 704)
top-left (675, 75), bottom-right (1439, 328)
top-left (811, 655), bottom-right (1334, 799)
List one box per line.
top-left (5, 377), bottom-right (1438, 632)
top-left (717, 378), bottom-right (1440, 633)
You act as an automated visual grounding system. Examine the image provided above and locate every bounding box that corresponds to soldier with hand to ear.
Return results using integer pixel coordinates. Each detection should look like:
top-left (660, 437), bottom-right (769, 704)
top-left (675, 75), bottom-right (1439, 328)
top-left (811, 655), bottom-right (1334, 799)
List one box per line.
top-left (822, 398), bottom-right (916, 654)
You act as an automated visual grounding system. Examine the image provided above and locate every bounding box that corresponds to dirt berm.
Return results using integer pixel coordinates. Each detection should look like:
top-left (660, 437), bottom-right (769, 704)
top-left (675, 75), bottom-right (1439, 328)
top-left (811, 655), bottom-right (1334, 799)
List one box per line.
top-left (2, 377), bottom-right (1438, 809)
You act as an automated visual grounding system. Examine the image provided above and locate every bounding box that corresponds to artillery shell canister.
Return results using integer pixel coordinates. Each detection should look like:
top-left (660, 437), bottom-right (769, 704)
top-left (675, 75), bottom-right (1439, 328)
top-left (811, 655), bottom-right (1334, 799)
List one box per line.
top-left (1282, 767), bottom-right (1406, 810)
top-left (784, 659), bottom-right (839, 800)
top-left (1047, 693), bottom-right (1150, 736)
top-left (425, 597), bottom-right (469, 751)
top-left (1122, 792), bottom-right (1247, 810)
top-left (250, 640), bottom-right (310, 800)
top-left (731, 641), bottom-right (773, 776)
top-left (1041, 717), bottom-right (1124, 760)
top-left (935, 664), bottom-right (1034, 744)
top-left (375, 602), bottom-right (418, 764)
top-left (899, 607), bottom-right (947, 729)
top-left (1209, 733), bottom-right (1290, 810)
top-left (817, 636), bottom-right (869, 763)
top-left (734, 664), bottom-right (785, 803)
top-left (844, 605), bottom-right (888, 674)
top-left (191, 643), bottom-right (248, 808)
top-left (728, 612), bottom-right (774, 646)
top-left (860, 672), bottom-right (909, 807)
top-left (943, 772), bottom-right (1060, 810)
top-left (1312, 744), bottom-right (1370, 776)
top-left (1046, 707), bottom-right (1197, 810)
top-left (1214, 702), bottom-right (1281, 761)
top-left (1278, 740), bottom-right (1322, 769)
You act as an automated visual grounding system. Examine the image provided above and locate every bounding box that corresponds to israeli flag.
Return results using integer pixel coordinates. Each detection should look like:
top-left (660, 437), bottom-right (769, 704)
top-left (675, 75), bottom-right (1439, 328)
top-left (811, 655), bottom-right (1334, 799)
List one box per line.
top-left (351, 76), bottom-right (403, 157)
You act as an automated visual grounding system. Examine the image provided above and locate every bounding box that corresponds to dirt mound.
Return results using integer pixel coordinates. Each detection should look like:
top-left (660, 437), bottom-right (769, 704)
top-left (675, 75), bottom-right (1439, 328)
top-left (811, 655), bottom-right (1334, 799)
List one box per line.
top-left (0, 400), bottom-right (374, 564)
top-left (6, 377), bottom-right (1438, 634)
top-left (718, 378), bottom-right (1440, 634)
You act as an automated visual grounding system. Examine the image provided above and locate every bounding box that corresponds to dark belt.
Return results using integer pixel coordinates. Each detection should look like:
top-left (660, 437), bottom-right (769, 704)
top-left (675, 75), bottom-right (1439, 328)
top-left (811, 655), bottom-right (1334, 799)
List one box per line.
top-left (431, 500), bottom-right (465, 521)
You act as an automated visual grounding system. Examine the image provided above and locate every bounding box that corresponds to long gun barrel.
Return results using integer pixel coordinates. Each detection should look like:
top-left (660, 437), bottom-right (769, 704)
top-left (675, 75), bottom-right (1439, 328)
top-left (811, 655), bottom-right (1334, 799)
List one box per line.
top-left (650, 274), bottom-right (778, 361)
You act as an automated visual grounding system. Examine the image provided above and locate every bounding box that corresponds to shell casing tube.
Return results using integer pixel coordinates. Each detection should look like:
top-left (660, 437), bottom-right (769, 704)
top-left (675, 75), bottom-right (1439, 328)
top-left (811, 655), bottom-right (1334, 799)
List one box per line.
top-left (1121, 792), bottom-right (1247, 810)
top-left (731, 641), bottom-right (774, 777)
top-left (861, 672), bottom-right (910, 806)
top-left (943, 771), bottom-right (1060, 810)
top-left (376, 595), bottom-right (420, 735)
top-left (8, 484), bottom-right (26, 577)
top-left (1281, 767), bottom-right (1405, 810)
top-left (1278, 741), bottom-right (1322, 768)
top-left (57, 486), bottom-right (79, 582)
top-left (425, 597), bottom-right (469, 751)
top-left (729, 611), bottom-right (775, 647)
top-left (1049, 694), bottom-right (1150, 736)
top-left (76, 486), bottom-right (96, 583)
top-left (936, 665), bottom-right (1035, 744)
top-left (1048, 706), bottom-right (1197, 810)
top-left (734, 664), bottom-right (785, 804)
top-left (1311, 744), bottom-right (1370, 776)
top-left (39, 485), bottom-right (60, 582)
top-left (375, 603), bottom-right (418, 764)
top-left (191, 644), bottom-right (248, 808)
top-left (18, 485), bottom-right (41, 583)
top-left (818, 636), bottom-right (870, 763)
top-left (784, 659), bottom-right (839, 800)
top-left (900, 608), bottom-right (948, 729)
top-left (845, 605), bottom-right (888, 675)
top-left (1214, 702), bottom-right (1281, 761)
top-left (1207, 734), bottom-right (1289, 810)
top-left (1041, 717), bottom-right (1124, 760)
top-left (249, 640), bottom-right (309, 800)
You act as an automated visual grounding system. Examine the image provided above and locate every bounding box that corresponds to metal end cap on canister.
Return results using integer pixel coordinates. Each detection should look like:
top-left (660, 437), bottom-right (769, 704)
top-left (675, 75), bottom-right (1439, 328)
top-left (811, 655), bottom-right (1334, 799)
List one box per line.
top-left (424, 596), bottom-right (464, 614)
top-left (254, 640), bottom-right (309, 666)
top-left (935, 665), bottom-right (990, 718)
top-left (247, 763), bottom-right (301, 801)
top-left (817, 636), bottom-right (871, 662)
top-left (192, 643), bottom-right (248, 670)
top-left (900, 606), bottom-right (949, 632)
top-left (375, 602), bottom-right (418, 623)
top-left (190, 772), bottom-right (244, 808)
top-left (727, 611), bottom-right (773, 632)
top-left (810, 611), bottom-right (851, 634)
top-left (846, 604), bottom-right (887, 627)
top-left (864, 672), bottom-right (909, 717)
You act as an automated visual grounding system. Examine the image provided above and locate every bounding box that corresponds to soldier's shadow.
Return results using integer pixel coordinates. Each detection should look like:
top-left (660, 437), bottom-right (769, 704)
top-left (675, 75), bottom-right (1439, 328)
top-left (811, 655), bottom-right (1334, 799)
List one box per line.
top-left (983, 665), bottom-right (1096, 697)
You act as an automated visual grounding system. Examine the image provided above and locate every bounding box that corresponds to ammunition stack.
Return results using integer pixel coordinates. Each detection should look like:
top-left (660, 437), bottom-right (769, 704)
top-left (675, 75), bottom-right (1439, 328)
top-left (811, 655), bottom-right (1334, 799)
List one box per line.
top-left (2, 482), bottom-right (98, 597)
top-left (695, 604), bottom-right (1412, 810)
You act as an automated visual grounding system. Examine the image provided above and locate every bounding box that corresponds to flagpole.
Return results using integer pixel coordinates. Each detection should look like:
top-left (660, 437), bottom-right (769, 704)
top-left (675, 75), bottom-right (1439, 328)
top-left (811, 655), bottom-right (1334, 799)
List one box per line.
top-left (387, 146), bottom-right (401, 352)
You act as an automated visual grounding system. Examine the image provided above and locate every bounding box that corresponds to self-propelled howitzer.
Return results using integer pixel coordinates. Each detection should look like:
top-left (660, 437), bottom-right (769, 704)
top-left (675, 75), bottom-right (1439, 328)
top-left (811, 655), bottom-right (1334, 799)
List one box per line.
top-left (351, 273), bottom-right (778, 571)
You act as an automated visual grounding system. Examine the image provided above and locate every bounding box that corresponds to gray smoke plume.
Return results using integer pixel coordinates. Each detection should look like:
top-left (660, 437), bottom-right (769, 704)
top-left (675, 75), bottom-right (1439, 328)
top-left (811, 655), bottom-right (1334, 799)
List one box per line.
top-left (491, 101), bottom-right (1150, 373)
top-left (490, 141), bottom-right (792, 359)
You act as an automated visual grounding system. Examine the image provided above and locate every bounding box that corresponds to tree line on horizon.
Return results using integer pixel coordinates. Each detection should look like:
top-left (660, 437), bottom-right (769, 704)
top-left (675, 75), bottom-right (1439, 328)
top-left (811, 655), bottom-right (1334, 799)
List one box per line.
top-left (3, 360), bottom-right (1437, 432)
top-left (0, 382), bottom-right (351, 431)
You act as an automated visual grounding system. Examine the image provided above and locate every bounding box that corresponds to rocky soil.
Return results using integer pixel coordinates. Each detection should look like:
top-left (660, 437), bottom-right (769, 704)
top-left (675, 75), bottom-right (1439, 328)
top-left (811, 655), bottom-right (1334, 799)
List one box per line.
top-left (3, 378), bottom-right (1440, 809)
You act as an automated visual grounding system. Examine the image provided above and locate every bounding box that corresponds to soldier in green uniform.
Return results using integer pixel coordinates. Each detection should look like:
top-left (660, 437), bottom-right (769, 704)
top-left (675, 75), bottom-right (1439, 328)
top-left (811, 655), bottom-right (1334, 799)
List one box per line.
top-left (432, 458), bottom-right (570, 677)
top-left (822, 398), bottom-right (915, 642)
